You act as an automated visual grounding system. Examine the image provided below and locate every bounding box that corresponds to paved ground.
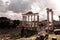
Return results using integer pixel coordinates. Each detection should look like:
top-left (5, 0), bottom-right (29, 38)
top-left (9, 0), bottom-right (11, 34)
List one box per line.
top-left (49, 34), bottom-right (60, 40)
top-left (16, 35), bottom-right (36, 40)
top-left (16, 34), bottom-right (60, 40)
top-left (0, 28), bottom-right (60, 40)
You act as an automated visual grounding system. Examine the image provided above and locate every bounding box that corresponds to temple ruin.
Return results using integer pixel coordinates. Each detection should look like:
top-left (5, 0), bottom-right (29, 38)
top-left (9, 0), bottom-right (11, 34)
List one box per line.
top-left (22, 12), bottom-right (39, 31)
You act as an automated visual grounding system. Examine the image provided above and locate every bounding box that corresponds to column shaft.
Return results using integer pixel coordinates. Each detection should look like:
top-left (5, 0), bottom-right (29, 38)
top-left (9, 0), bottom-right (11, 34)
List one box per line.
top-left (34, 15), bottom-right (35, 27)
top-left (51, 11), bottom-right (53, 29)
top-left (31, 15), bottom-right (32, 27)
top-left (37, 15), bottom-right (39, 32)
top-left (22, 15), bottom-right (25, 27)
top-left (47, 11), bottom-right (49, 28)
top-left (37, 16), bottom-right (39, 27)
top-left (28, 16), bottom-right (29, 27)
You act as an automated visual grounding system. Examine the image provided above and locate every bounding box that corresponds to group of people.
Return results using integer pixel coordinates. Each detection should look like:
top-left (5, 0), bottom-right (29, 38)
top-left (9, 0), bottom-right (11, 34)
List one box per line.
top-left (36, 33), bottom-right (49, 40)
top-left (35, 27), bottom-right (49, 40)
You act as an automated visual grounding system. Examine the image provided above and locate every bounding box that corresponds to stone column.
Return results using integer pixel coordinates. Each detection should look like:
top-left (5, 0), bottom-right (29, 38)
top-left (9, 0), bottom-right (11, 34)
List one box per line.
top-left (37, 15), bottom-right (39, 32)
top-left (46, 8), bottom-right (54, 33)
top-left (51, 11), bottom-right (53, 29)
top-left (34, 15), bottom-right (35, 27)
top-left (37, 15), bottom-right (39, 27)
top-left (28, 15), bottom-right (29, 27)
top-left (31, 15), bottom-right (32, 27)
top-left (22, 15), bottom-right (24, 27)
top-left (23, 15), bottom-right (26, 27)
top-left (24, 16), bottom-right (26, 27)
top-left (46, 8), bottom-right (49, 28)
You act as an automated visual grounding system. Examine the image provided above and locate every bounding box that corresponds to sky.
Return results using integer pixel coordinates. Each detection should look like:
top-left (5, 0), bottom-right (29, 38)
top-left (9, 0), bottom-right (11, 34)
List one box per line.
top-left (0, 0), bottom-right (60, 21)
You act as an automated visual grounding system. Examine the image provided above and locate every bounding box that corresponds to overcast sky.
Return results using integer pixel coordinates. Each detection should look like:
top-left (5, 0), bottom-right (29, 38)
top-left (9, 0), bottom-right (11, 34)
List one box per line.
top-left (0, 0), bottom-right (60, 21)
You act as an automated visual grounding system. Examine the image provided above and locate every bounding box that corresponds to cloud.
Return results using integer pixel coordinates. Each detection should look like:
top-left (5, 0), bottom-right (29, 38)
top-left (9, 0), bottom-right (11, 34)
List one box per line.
top-left (7, 0), bottom-right (55, 13)
top-left (53, 15), bottom-right (59, 21)
top-left (0, 11), bottom-right (22, 20)
top-left (0, 1), bottom-right (6, 12)
top-left (0, 0), bottom-right (60, 21)
top-left (7, 0), bottom-right (36, 13)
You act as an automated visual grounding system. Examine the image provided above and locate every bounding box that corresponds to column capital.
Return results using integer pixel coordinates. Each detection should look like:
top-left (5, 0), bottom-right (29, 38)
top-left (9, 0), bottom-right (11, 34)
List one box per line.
top-left (46, 8), bottom-right (53, 12)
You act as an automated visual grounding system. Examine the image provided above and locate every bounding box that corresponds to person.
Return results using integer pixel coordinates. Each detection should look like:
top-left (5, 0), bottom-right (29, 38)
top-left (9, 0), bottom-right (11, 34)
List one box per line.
top-left (36, 32), bottom-right (45, 40)
top-left (45, 33), bottom-right (49, 40)
top-left (40, 34), bottom-right (45, 40)
top-left (35, 36), bottom-right (40, 40)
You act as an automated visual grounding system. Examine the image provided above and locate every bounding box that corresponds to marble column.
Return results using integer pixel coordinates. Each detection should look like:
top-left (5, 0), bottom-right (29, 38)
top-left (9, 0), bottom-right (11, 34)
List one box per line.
top-left (37, 15), bottom-right (39, 27)
top-left (31, 15), bottom-right (32, 27)
top-left (37, 15), bottom-right (39, 32)
top-left (24, 16), bottom-right (26, 27)
top-left (51, 11), bottom-right (53, 29)
top-left (28, 15), bottom-right (29, 27)
top-left (46, 8), bottom-right (54, 32)
top-left (34, 15), bottom-right (35, 27)
top-left (22, 15), bottom-right (25, 27)
top-left (46, 8), bottom-right (49, 28)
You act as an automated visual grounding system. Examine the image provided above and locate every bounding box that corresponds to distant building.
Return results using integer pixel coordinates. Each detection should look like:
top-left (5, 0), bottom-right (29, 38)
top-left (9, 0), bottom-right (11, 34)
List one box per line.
top-left (39, 20), bottom-right (60, 29)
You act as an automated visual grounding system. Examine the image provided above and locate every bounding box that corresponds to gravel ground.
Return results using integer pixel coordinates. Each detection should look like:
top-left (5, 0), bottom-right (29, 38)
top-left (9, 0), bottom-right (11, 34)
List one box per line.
top-left (16, 34), bottom-right (60, 40)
